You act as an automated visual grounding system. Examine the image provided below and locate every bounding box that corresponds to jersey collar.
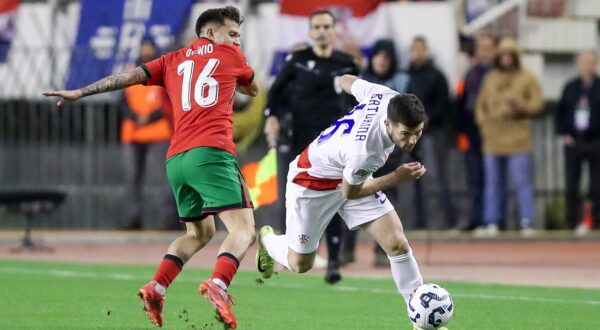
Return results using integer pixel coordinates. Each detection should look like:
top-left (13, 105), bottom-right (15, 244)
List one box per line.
top-left (380, 117), bottom-right (394, 149)
top-left (191, 37), bottom-right (213, 48)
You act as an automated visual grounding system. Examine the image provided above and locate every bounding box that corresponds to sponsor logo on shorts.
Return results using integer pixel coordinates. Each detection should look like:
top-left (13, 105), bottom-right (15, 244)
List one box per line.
top-left (298, 234), bottom-right (310, 244)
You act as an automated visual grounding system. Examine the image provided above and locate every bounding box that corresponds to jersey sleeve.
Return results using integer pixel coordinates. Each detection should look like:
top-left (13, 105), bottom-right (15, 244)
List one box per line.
top-left (350, 79), bottom-right (392, 103)
top-left (343, 154), bottom-right (384, 185)
top-left (141, 55), bottom-right (167, 87)
top-left (233, 46), bottom-right (254, 86)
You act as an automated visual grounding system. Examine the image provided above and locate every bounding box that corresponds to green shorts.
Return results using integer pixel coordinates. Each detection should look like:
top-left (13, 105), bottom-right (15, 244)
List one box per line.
top-left (166, 147), bottom-right (253, 221)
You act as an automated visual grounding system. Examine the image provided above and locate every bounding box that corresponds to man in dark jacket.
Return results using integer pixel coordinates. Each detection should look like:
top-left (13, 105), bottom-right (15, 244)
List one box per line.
top-left (407, 36), bottom-right (455, 229)
top-left (263, 10), bottom-right (359, 284)
top-left (556, 50), bottom-right (600, 232)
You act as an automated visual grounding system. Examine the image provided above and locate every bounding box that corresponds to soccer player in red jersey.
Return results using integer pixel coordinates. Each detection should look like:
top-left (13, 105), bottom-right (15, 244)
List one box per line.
top-left (43, 6), bottom-right (258, 329)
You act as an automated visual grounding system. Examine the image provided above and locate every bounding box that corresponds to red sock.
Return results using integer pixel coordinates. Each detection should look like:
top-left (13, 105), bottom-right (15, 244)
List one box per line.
top-left (211, 253), bottom-right (240, 287)
top-left (153, 254), bottom-right (184, 288)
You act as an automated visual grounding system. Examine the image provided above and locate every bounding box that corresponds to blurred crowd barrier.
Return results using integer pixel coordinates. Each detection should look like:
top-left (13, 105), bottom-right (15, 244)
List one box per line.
top-left (0, 97), bottom-right (565, 230)
top-left (0, 0), bottom-right (590, 230)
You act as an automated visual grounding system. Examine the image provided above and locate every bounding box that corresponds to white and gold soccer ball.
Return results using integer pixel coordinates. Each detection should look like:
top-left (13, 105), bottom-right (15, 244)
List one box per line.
top-left (407, 283), bottom-right (454, 330)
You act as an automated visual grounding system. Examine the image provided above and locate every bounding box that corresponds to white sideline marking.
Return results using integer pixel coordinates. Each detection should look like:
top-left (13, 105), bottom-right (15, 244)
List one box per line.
top-left (1, 266), bottom-right (599, 306)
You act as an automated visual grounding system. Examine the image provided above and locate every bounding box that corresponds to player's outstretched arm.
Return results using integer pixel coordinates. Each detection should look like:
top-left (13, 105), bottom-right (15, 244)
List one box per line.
top-left (342, 162), bottom-right (426, 199)
top-left (43, 67), bottom-right (147, 107)
top-left (337, 74), bottom-right (359, 95)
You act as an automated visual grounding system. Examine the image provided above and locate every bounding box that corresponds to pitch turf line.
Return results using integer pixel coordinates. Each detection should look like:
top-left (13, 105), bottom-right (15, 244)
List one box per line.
top-left (2, 265), bottom-right (599, 307)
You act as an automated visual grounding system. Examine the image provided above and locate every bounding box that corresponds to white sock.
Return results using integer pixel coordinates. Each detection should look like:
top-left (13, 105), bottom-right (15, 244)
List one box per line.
top-left (211, 278), bottom-right (227, 291)
top-left (153, 282), bottom-right (166, 296)
top-left (388, 249), bottom-right (423, 303)
top-left (262, 232), bottom-right (291, 270)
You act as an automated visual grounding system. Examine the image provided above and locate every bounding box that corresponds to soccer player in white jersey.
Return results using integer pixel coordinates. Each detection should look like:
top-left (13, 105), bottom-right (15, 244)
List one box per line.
top-left (256, 74), bottom-right (428, 307)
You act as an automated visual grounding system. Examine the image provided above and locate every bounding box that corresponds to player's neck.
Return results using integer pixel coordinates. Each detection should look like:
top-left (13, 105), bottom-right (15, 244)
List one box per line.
top-left (312, 45), bottom-right (333, 58)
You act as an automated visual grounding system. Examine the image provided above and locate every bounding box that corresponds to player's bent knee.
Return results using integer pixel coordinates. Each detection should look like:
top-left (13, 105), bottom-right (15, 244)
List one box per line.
top-left (196, 231), bottom-right (215, 246)
top-left (384, 235), bottom-right (410, 257)
top-left (288, 252), bottom-right (315, 273)
top-left (188, 224), bottom-right (216, 246)
top-left (290, 260), bottom-right (313, 273)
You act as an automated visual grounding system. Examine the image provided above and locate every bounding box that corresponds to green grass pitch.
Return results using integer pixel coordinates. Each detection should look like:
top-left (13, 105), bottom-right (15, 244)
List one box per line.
top-left (1, 259), bottom-right (599, 329)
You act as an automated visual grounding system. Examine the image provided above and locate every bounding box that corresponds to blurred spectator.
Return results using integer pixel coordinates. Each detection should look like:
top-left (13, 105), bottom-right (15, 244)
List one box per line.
top-left (555, 50), bottom-right (600, 234)
top-left (407, 36), bottom-right (455, 229)
top-left (454, 35), bottom-right (496, 231)
top-left (474, 37), bottom-right (543, 236)
top-left (341, 39), bottom-right (411, 267)
top-left (338, 36), bottom-right (364, 68)
top-left (362, 39), bottom-right (409, 92)
top-left (121, 39), bottom-right (175, 230)
top-left (263, 10), bottom-right (359, 284)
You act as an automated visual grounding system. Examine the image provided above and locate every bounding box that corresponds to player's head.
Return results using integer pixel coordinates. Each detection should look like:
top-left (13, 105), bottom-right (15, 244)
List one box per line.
top-left (195, 6), bottom-right (243, 46)
top-left (384, 94), bottom-right (427, 152)
top-left (309, 10), bottom-right (336, 49)
top-left (410, 36), bottom-right (429, 65)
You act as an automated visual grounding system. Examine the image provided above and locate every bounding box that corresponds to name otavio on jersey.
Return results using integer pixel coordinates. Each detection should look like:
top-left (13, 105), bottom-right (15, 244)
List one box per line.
top-left (355, 93), bottom-right (383, 141)
top-left (185, 44), bottom-right (214, 57)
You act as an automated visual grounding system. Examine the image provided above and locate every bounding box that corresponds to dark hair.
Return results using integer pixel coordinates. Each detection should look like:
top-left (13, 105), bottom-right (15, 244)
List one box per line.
top-left (309, 9), bottom-right (336, 25)
top-left (367, 39), bottom-right (398, 81)
top-left (387, 94), bottom-right (427, 128)
top-left (195, 6), bottom-right (243, 37)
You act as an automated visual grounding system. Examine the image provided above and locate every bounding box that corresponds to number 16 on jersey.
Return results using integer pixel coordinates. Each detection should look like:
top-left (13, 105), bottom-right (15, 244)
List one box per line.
top-left (177, 58), bottom-right (220, 110)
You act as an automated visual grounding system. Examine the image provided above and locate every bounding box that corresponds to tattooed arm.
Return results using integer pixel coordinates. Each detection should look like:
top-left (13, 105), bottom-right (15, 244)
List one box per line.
top-left (43, 67), bottom-right (148, 107)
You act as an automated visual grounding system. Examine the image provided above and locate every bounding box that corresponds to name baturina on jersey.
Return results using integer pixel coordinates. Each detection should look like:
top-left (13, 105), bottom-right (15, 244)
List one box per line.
top-left (185, 44), bottom-right (214, 57)
top-left (355, 93), bottom-right (383, 141)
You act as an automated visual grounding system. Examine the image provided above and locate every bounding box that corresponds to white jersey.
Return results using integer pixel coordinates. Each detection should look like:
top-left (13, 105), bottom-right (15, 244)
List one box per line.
top-left (289, 79), bottom-right (398, 189)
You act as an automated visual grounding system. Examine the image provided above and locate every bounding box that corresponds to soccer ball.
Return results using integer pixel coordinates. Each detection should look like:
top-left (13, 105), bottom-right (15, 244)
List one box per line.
top-left (407, 283), bottom-right (454, 330)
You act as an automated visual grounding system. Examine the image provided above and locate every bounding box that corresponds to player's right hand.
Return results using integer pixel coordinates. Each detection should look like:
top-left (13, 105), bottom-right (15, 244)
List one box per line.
top-left (42, 89), bottom-right (83, 107)
top-left (264, 116), bottom-right (280, 148)
top-left (393, 162), bottom-right (426, 182)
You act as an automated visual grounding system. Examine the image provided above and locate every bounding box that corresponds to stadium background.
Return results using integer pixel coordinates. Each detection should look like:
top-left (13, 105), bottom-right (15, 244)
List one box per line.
top-left (1, 1), bottom-right (600, 329)
top-left (0, 0), bottom-right (585, 230)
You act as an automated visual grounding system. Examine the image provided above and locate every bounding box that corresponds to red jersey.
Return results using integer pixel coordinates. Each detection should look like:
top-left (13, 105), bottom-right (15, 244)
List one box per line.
top-left (142, 38), bottom-right (254, 158)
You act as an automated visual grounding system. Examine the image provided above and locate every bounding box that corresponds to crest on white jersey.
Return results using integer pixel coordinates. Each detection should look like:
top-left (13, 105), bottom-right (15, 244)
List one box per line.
top-left (354, 169), bottom-right (370, 178)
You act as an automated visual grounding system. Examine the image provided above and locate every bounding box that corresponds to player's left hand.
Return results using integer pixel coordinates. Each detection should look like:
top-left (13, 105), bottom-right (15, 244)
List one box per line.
top-left (42, 89), bottom-right (83, 107)
top-left (394, 161), bottom-right (426, 182)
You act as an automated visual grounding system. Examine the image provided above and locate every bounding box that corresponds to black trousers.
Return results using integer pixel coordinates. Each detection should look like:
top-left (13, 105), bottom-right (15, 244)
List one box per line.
top-left (123, 142), bottom-right (176, 229)
top-left (564, 141), bottom-right (600, 228)
top-left (124, 143), bottom-right (151, 225)
top-left (464, 135), bottom-right (485, 228)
